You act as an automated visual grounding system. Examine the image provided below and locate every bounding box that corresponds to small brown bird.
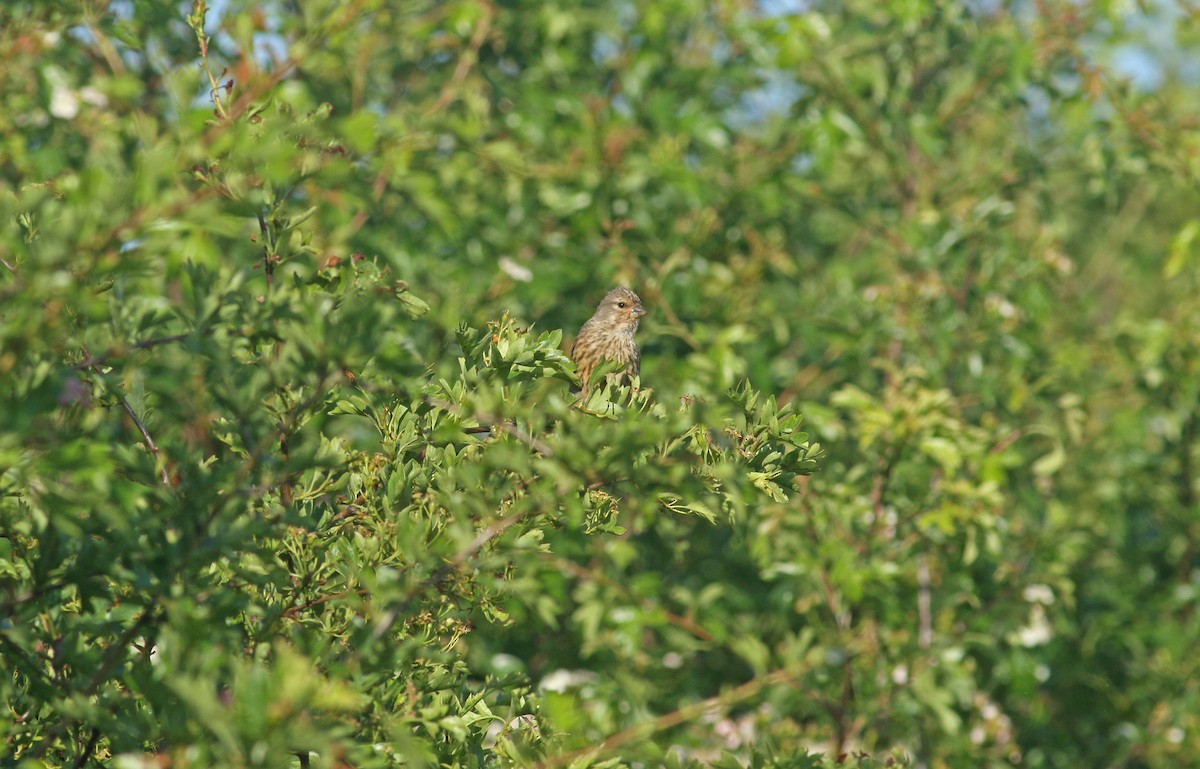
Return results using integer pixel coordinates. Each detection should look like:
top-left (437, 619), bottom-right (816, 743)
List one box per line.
top-left (570, 286), bottom-right (647, 393)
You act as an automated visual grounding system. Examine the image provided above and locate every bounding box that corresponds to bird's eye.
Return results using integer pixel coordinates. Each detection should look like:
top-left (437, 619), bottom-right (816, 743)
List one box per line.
top-left (617, 302), bottom-right (627, 308)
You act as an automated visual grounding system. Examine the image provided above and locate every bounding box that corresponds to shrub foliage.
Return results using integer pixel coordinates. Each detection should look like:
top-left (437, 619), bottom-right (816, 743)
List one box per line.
top-left (2, 1), bottom-right (1198, 767)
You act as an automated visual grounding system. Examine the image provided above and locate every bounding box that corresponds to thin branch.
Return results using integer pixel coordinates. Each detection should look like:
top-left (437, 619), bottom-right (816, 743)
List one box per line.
top-left (83, 4), bottom-right (125, 76)
top-left (282, 587), bottom-right (369, 619)
top-left (490, 419), bottom-right (554, 457)
top-left (0, 632), bottom-right (52, 691)
top-left (832, 656), bottom-right (854, 758)
top-left (0, 580), bottom-right (69, 614)
top-left (82, 349), bottom-right (171, 485)
top-left (72, 332), bottom-right (194, 370)
top-left (869, 450), bottom-right (898, 540)
top-left (530, 667), bottom-right (801, 769)
top-left (643, 276), bottom-right (702, 352)
top-left (1177, 412), bottom-right (1198, 589)
top-left (372, 508), bottom-right (527, 640)
top-left (989, 428), bottom-right (1023, 455)
top-left (424, 0), bottom-right (495, 117)
top-left (537, 552), bottom-right (715, 642)
top-left (917, 555), bottom-right (932, 650)
top-left (427, 396), bottom-right (554, 456)
top-left (189, 1), bottom-right (229, 120)
top-left (130, 332), bottom-right (191, 353)
top-left (0, 257), bottom-right (16, 275)
top-left (257, 212), bottom-right (274, 288)
top-left (70, 728), bottom-right (101, 769)
top-left (27, 608), bottom-right (158, 761)
top-left (200, 0), bottom-right (387, 136)
top-left (1178, 411), bottom-right (1197, 510)
top-left (116, 395), bottom-right (171, 485)
top-left (819, 568), bottom-right (851, 630)
top-left (211, 57), bottom-right (298, 134)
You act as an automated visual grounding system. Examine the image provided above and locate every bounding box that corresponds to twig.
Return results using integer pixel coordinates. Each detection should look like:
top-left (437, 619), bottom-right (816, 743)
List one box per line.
top-left (117, 396), bottom-right (171, 485)
top-left (819, 568), bottom-right (850, 630)
top-left (82, 349), bottom-right (171, 485)
top-left (869, 432), bottom-right (908, 542)
top-left (424, 0), bottom-right (496, 117)
top-left (27, 608), bottom-right (158, 761)
top-left (0, 579), bottom-right (69, 614)
top-left (372, 508), bottom-right (527, 640)
top-left (490, 419), bottom-right (554, 457)
top-left (282, 587), bottom-right (369, 618)
top-left (1177, 412), bottom-right (1197, 589)
top-left (530, 667), bottom-right (801, 769)
top-left (643, 278), bottom-right (702, 351)
top-left (917, 555), bottom-right (932, 649)
top-left (72, 332), bottom-right (193, 370)
top-left (257, 212), bottom-right (274, 288)
top-left (83, 2), bottom-right (125, 76)
top-left (427, 396), bottom-right (554, 456)
top-left (915, 553), bottom-right (933, 766)
top-left (70, 728), bottom-right (101, 769)
top-left (834, 656), bottom-right (854, 756)
top-left (190, 2), bottom-right (229, 120)
top-left (989, 428), bottom-right (1022, 455)
top-left (538, 552), bottom-right (715, 642)
top-left (0, 257), bottom-right (16, 275)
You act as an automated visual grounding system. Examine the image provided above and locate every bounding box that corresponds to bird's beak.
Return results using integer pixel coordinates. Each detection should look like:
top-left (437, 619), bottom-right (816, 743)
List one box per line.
top-left (634, 306), bottom-right (647, 318)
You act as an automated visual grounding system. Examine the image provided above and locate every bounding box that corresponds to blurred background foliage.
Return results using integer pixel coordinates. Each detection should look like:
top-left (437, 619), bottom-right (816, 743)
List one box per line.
top-left (2, 0), bottom-right (1198, 767)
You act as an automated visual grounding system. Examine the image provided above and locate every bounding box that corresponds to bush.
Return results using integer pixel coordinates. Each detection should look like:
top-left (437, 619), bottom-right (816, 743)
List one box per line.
top-left (2, 1), bottom-right (1197, 767)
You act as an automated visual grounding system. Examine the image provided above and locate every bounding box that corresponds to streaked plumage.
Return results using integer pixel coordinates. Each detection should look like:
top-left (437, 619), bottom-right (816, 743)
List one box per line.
top-left (570, 287), bottom-right (646, 393)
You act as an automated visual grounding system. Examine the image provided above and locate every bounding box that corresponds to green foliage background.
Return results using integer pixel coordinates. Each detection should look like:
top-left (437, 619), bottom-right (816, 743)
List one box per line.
top-left (2, 0), bottom-right (1198, 767)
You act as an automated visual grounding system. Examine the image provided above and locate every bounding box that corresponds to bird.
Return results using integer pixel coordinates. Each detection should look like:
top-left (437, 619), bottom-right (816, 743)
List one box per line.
top-left (570, 286), bottom-right (647, 394)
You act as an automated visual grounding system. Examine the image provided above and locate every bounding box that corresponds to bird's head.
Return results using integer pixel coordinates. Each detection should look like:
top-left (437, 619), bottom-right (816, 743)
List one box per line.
top-left (592, 287), bottom-right (646, 332)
